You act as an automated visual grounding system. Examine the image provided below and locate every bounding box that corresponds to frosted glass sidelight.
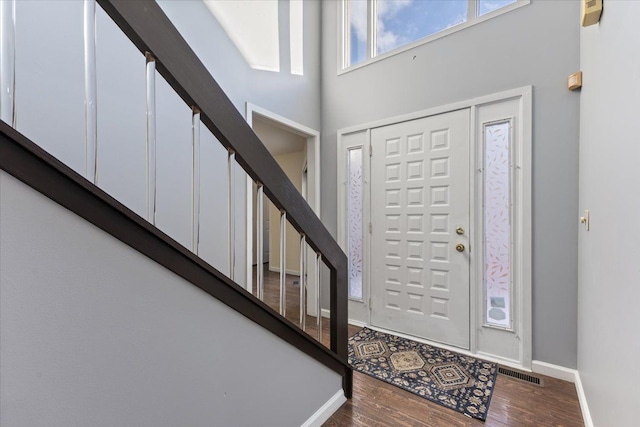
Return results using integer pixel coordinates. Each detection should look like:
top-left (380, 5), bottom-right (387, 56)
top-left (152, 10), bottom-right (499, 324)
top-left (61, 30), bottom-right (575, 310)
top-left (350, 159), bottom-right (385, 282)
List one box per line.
top-left (347, 147), bottom-right (364, 300)
top-left (484, 121), bottom-right (511, 328)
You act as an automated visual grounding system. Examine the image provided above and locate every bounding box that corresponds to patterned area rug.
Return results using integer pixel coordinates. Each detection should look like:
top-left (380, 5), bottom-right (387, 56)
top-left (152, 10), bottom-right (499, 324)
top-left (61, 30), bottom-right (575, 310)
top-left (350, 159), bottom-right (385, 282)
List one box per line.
top-left (349, 328), bottom-right (498, 421)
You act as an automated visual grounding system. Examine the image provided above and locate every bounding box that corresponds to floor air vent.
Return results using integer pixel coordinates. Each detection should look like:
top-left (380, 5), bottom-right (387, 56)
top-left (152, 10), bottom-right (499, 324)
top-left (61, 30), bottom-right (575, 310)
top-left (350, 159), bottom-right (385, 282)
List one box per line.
top-left (498, 366), bottom-right (543, 386)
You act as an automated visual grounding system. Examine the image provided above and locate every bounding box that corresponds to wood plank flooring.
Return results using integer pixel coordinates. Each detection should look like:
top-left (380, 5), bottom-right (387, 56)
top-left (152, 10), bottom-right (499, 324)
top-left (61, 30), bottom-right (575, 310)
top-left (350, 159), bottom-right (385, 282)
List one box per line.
top-left (252, 264), bottom-right (330, 345)
top-left (254, 266), bottom-right (584, 427)
top-left (325, 325), bottom-right (584, 427)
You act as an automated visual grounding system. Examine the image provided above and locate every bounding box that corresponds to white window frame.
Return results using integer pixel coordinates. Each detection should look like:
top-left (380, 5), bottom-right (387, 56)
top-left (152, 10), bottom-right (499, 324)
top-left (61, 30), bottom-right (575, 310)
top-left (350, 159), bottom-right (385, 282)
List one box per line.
top-left (339, 0), bottom-right (530, 74)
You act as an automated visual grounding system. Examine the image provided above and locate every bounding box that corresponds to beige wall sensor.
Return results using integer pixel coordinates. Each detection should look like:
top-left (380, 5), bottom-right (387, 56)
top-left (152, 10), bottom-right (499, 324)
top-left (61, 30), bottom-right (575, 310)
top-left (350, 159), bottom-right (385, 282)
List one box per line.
top-left (582, 0), bottom-right (603, 27)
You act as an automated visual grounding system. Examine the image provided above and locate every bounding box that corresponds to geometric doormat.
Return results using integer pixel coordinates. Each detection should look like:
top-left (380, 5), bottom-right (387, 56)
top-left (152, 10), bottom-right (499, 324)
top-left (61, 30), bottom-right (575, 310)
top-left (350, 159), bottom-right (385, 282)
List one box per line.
top-left (348, 328), bottom-right (498, 421)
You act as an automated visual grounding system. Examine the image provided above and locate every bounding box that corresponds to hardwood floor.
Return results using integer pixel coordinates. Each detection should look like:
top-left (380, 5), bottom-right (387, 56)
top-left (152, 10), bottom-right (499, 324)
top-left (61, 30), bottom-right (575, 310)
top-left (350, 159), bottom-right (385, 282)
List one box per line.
top-left (252, 264), bottom-right (331, 345)
top-left (325, 324), bottom-right (584, 427)
top-left (254, 265), bottom-right (584, 427)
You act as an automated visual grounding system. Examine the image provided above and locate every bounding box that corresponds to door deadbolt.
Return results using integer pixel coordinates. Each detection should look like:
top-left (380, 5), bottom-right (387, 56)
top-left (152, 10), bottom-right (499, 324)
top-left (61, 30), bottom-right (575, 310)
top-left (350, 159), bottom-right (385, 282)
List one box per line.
top-left (456, 227), bottom-right (464, 235)
top-left (456, 243), bottom-right (465, 252)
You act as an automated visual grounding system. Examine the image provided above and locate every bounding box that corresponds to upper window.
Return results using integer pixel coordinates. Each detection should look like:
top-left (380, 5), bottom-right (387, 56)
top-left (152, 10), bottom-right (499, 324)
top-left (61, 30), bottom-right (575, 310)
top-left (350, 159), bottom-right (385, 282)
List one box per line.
top-left (343, 0), bottom-right (525, 70)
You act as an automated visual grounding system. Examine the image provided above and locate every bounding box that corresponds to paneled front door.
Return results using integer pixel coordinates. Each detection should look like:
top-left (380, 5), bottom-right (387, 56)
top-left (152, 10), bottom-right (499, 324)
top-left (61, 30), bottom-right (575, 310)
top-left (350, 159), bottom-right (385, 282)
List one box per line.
top-left (370, 109), bottom-right (470, 349)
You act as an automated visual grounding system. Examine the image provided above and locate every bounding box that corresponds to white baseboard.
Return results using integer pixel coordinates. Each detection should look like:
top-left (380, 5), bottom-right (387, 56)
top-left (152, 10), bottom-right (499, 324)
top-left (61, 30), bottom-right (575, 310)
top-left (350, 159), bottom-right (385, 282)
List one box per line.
top-left (268, 266), bottom-right (301, 276)
top-left (473, 351), bottom-right (528, 372)
top-left (320, 310), bottom-right (369, 327)
top-left (531, 361), bottom-right (591, 427)
top-left (317, 310), bottom-right (367, 327)
top-left (300, 389), bottom-right (346, 427)
top-left (320, 309), bottom-right (367, 324)
top-left (574, 372), bottom-right (594, 427)
top-left (305, 308), bottom-right (330, 319)
top-left (531, 360), bottom-right (577, 383)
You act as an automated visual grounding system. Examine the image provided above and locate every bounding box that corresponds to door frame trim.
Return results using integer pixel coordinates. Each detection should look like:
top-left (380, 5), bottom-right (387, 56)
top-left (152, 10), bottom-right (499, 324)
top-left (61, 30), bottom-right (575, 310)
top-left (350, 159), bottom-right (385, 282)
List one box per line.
top-left (245, 103), bottom-right (321, 311)
top-left (337, 86), bottom-right (532, 368)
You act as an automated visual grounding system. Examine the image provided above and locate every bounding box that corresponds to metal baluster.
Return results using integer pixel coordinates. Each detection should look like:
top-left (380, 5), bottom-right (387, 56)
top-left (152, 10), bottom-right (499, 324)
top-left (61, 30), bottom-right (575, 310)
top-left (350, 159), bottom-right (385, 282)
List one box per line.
top-left (0, 0), bottom-right (16, 126)
top-left (256, 183), bottom-right (264, 300)
top-left (299, 234), bottom-right (307, 330)
top-left (145, 52), bottom-right (157, 224)
top-left (228, 150), bottom-right (235, 280)
top-left (279, 210), bottom-right (287, 316)
top-left (83, 0), bottom-right (97, 183)
top-left (316, 252), bottom-right (321, 342)
top-left (191, 107), bottom-right (201, 254)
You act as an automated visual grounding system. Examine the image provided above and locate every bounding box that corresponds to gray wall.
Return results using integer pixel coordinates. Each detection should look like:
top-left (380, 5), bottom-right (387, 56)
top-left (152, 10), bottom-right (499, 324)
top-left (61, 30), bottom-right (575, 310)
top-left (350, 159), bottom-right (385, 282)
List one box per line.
top-left (1, 2), bottom-right (338, 424)
top-left (8, 0), bottom-right (230, 277)
top-left (158, 0), bottom-right (324, 283)
top-left (5, 0), bottom-right (322, 286)
top-left (578, 1), bottom-right (640, 425)
top-left (158, 0), bottom-right (322, 130)
top-left (321, 0), bottom-right (581, 367)
top-left (0, 171), bottom-right (342, 427)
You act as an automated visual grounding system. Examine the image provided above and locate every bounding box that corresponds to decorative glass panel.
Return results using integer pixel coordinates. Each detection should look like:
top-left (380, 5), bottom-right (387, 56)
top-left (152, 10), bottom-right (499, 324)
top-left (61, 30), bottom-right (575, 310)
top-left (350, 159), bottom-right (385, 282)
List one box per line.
top-left (347, 147), bottom-right (364, 300)
top-left (478, 0), bottom-right (517, 16)
top-left (375, 0), bottom-right (467, 56)
top-left (348, 0), bottom-right (367, 66)
top-left (484, 121), bottom-right (511, 328)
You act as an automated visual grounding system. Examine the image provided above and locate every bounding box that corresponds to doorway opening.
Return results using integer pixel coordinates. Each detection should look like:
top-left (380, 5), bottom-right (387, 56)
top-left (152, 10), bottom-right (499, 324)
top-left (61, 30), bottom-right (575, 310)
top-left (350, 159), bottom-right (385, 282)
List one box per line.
top-left (245, 103), bottom-right (321, 317)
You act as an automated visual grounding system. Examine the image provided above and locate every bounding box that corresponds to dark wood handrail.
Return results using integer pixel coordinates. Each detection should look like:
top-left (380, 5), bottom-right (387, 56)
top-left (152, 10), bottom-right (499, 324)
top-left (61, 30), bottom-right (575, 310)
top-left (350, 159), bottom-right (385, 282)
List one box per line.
top-left (0, 120), bottom-right (352, 397)
top-left (95, 0), bottom-right (349, 364)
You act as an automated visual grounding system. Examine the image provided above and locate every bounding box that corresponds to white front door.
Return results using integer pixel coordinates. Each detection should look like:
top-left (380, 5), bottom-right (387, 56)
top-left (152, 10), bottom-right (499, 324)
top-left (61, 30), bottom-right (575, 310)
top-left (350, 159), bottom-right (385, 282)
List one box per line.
top-left (370, 109), bottom-right (471, 349)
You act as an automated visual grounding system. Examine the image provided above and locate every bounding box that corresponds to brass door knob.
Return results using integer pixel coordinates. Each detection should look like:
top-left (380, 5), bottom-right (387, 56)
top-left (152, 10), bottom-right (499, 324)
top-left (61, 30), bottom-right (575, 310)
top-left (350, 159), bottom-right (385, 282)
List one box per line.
top-left (456, 243), bottom-right (465, 252)
top-left (456, 227), bottom-right (464, 235)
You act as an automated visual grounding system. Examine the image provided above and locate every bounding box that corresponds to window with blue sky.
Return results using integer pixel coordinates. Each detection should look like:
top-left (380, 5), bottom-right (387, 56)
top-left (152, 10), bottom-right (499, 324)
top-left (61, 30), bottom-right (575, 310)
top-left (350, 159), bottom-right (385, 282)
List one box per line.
top-left (375, 0), bottom-right (467, 56)
top-left (346, 0), bottom-right (519, 68)
top-left (349, 0), bottom-right (368, 65)
top-left (479, 0), bottom-right (517, 16)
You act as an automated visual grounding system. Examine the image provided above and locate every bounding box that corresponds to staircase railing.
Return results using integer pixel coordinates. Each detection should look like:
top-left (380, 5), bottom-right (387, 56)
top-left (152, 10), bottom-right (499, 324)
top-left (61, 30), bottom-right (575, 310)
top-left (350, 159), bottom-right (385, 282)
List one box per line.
top-left (0, 0), bottom-right (351, 397)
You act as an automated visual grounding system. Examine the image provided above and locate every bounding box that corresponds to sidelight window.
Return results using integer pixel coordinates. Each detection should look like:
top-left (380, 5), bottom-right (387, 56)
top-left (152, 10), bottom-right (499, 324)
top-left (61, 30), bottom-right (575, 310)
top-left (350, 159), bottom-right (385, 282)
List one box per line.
top-left (483, 120), bottom-right (512, 328)
top-left (347, 147), bottom-right (364, 300)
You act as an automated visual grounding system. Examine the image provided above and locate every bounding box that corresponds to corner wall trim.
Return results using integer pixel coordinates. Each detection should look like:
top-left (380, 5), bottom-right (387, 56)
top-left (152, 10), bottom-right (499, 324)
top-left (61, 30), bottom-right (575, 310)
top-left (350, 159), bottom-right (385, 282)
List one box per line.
top-left (531, 360), bottom-right (577, 383)
top-left (574, 372), bottom-right (594, 427)
top-left (300, 389), bottom-right (346, 427)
